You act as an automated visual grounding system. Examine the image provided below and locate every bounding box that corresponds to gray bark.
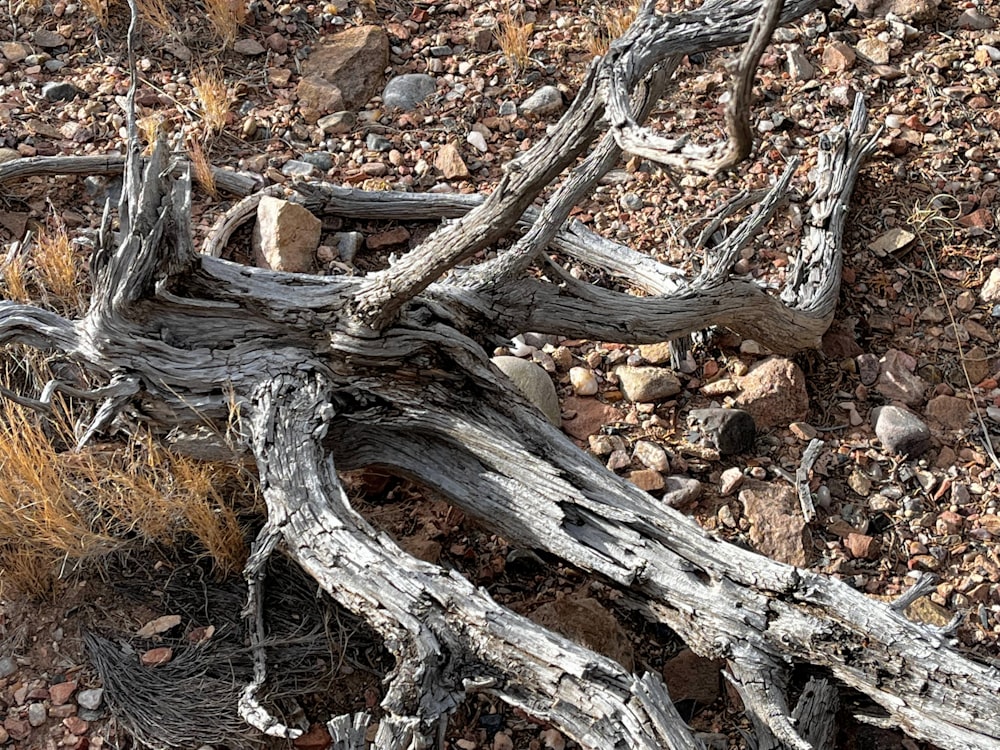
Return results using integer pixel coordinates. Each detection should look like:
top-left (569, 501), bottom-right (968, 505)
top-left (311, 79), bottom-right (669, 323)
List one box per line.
top-left (2, 1), bottom-right (998, 749)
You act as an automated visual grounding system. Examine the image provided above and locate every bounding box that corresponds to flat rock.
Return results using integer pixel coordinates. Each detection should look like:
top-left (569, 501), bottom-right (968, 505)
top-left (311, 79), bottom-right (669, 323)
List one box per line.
top-left (925, 394), bottom-right (970, 430)
top-left (300, 25), bottom-right (389, 111)
top-left (234, 38), bottom-right (265, 55)
top-left (382, 73), bottom-right (436, 111)
top-left (252, 196), bottom-right (322, 274)
top-left (875, 349), bottom-right (928, 406)
top-left (615, 365), bottom-right (680, 402)
top-left (628, 468), bottom-right (665, 492)
top-left (0, 656), bottom-right (17, 678)
top-left (662, 648), bottom-right (723, 704)
top-left (633, 440), bottom-right (669, 471)
top-left (317, 111), bottom-right (356, 134)
top-left (857, 37), bottom-right (891, 64)
top-left (687, 408), bottom-right (756, 455)
top-left (33, 29), bottom-right (67, 48)
top-left (519, 85), bottom-right (564, 117)
top-left (1, 42), bottom-right (30, 62)
top-left (49, 680), bottom-right (77, 705)
top-left (528, 595), bottom-right (634, 671)
top-left (734, 357), bottom-right (809, 429)
top-left (873, 405), bottom-right (931, 456)
top-left (491, 356), bottom-right (561, 426)
top-left (956, 9), bottom-right (995, 30)
top-left (366, 227), bottom-right (410, 249)
top-left (739, 480), bottom-right (812, 566)
top-left (638, 341), bottom-right (673, 365)
top-left (846, 533), bottom-right (881, 560)
top-left (561, 396), bottom-right (620, 441)
top-left (868, 227), bottom-right (915, 256)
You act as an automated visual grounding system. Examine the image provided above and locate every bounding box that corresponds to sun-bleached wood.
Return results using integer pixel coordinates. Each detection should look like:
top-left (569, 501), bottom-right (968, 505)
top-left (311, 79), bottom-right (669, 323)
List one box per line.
top-left (2, 0), bottom-right (997, 748)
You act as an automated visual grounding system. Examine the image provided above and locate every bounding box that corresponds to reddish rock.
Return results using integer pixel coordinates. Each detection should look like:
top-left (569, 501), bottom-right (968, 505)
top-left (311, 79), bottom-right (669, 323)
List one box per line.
top-left (300, 26), bottom-right (389, 110)
top-left (3, 717), bottom-right (30, 741)
top-left (366, 227), bottom-right (411, 250)
top-left (63, 716), bottom-right (89, 735)
top-left (925, 394), bottom-right (970, 430)
top-left (876, 349), bottom-right (928, 406)
top-left (140, 647), bottom-right (173, 666)
top-left (434, 142), bottom-right (469, 179)
top-left (734, 357), bottom-right (809, 429)
top-left (662, 648), bottom-right (723, 704)
top-left (823, 41), bottom-right (856, 71)
top-left (561, 396), bottom-right (620, 441)
top-left (739, 480), bottom-right (812, 566)
top-left (49, 680), bottom-right (77, 705)
top-left (846, 533), bottom-right (881, 560)
top-left (959, 208), bottom-right (995, 230)
top-left (529, 595), bottom-right (635, 671)
top-left (936, 510), bottom-right (964, 534)
top-left (293, 723), bottom-right (333, 749)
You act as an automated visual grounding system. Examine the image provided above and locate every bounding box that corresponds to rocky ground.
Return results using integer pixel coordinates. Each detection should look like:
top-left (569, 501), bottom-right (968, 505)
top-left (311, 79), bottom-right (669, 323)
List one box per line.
top-left (1, 0), bottom-right (999, 748)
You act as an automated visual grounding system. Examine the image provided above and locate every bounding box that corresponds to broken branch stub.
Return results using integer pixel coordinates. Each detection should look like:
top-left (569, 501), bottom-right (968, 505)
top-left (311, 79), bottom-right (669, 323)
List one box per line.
top-left (1, 1), bottom-right (998, 749)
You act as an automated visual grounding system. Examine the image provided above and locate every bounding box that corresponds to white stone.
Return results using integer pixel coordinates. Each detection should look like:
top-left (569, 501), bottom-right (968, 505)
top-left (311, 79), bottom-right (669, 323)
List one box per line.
top-left (569, 366), bottom-right (599, 396)
top-left (252, 197), bottom-right (322, 273)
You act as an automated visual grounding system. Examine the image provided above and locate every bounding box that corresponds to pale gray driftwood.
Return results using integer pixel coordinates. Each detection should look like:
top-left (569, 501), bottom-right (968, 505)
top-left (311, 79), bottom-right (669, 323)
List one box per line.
top-left (2, 0), bottom-right (998, 749)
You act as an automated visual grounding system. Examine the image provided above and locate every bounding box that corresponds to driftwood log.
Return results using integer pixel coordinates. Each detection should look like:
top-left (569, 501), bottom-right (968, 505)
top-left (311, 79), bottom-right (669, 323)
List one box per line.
top-left (2, 0), bottom-right (999, 748)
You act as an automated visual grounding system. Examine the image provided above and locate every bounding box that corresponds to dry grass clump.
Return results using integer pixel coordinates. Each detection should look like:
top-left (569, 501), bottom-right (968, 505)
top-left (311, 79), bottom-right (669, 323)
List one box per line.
top-left (205, 0), bottom-right (247, 48)
top-left (192, 67), bottom-right (232, 136)
top-left (1, 227), bottom-right (86, 314)
top-left (495, 5), bottom-right (534, 75)
top-left (587, 1), bottom-right (640, 57)
top-left (187, 139), bottom-right (218, 198)
top-left (0, 356), bottom-right (255, 598)
top-left (137, 0), bottom-right (175, 37)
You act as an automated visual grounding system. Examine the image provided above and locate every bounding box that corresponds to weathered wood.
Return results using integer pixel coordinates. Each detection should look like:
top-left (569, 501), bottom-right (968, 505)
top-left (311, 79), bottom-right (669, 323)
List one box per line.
top-left (2, 1), bottom-right (998, 749)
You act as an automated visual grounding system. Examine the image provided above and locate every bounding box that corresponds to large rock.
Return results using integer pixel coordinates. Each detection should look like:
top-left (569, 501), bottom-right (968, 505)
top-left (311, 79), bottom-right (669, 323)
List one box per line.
top-left (491, 356), bottom-right (561, 426)
top-left (615, 365), bottom-right (681, 402)
top-left (300, 25), bottom-right (389, 111)
top-left (252, 197), bottom-right (322, 273)
top-left (873, 405), bottom-right (931, 456)
top-left (739, 480), bottom-right (813, 566)
top-left (528, 595), bottom-right (634, 671)
top-left (662, 648), bottom-right (723, 705)
top-left (734, 357), bottom-right (809, 429)
top-left (875, 349), bottom-right (928, 406)
top-left (924, 395), bottom-right (969, 430)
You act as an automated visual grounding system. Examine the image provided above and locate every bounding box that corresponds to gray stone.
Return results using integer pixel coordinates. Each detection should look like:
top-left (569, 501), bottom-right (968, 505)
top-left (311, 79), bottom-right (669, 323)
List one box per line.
top-left (615, 365), bottom-right (681, 402)
top-left (27, 702), bottom-right (46, 727)
top-left (382, 74), bottom-right (437, 111)
top-left (499, 100), bottom-right (517, 116)
top-left (41, 81), bottom-right (80, 102)
top-left (300, 151), bottom-right (333, 171)
top-left (366, 133), bottom-right (391, 152)
top-left (957, 9), bottom-right (995, 30)
top-left (661, 476), bottom-right (703, 508)
top-left (332, 231), bottom-right (363, 262)
top-left (33, 29), bottom-right (66, 48)
top-left (519, 85), bottom-right (564, 117)
top-left (280, 159), bottom-right (318, 178)
top-left (429, 45), bottom-right (452, 57)
top-left (854, 0), bottom-right (939, 22)
top-left (491, 356), bottom-right (561, 426)
top-left (786, 44), bottom-right (814, 80)
top-left (43, 59), bottom-right (65, 72)
top-left (687, 408), bottom-right (756, 456)
top-left (873, 405), bottom-right (931, 456)
top-left (252, 196), bottom-right (322, 274)
top-left (300, 25), bottom-right (389, 110)
top-left (0, 655), bottom-right (17, 678)
top-left (234, 38), bottom-right (265, 55)
top-left (77, 688), bottom-right (104, 711)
